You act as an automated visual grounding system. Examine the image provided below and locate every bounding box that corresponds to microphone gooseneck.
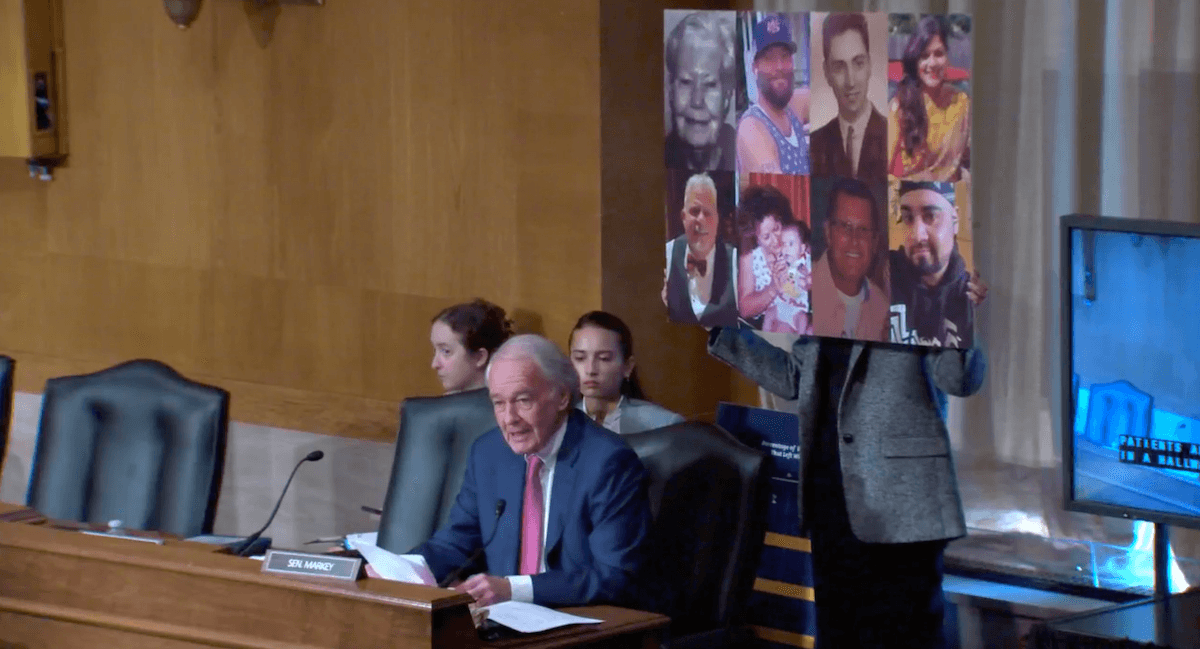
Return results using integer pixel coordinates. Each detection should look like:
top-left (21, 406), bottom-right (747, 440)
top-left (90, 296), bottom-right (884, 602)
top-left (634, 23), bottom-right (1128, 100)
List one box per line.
top-left (231, 451), bottom-right (325, 557)
top-left (438, 500), bottom-right (506, 587)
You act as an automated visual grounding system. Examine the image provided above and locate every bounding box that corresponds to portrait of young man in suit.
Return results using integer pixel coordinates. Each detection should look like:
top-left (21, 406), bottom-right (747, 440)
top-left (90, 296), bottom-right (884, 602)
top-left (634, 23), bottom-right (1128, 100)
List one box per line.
top-left (809, 13), bottom-right (889, 183)
top-left (413, 335), bottom-right (652, 608)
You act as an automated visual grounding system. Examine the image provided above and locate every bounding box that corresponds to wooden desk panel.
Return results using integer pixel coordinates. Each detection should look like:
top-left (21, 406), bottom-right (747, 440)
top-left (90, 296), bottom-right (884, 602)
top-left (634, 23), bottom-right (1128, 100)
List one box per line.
top-left (0, 520), bottom-right (479, 648)
top-left (0, 516), bottom-right (668, 649)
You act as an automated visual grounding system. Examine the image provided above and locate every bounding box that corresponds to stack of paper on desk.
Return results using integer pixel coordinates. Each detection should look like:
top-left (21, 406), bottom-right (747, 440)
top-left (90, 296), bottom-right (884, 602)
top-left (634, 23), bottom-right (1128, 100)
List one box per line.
top-left (345, 533), bottom-right (601, 634)
top-left (344, 534), bottom-right (436, 586)
top-left (481, 601), bottom-right (602, 633)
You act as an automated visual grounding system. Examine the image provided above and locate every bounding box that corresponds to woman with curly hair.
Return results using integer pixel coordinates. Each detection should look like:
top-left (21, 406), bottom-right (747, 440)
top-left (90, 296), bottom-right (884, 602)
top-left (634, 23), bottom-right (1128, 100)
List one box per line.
top-left (429, 299), bottom-right (514, 394)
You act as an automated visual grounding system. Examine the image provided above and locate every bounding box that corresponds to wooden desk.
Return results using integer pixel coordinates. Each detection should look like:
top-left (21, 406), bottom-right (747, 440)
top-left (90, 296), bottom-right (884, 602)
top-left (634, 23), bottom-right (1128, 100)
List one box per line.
top-left (0, 509), bottom-right (667, 649)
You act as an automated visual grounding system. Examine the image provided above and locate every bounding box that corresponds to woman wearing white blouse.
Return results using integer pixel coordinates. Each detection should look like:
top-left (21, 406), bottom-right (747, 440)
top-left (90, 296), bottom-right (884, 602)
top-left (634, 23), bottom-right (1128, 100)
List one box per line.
top-left (568, 311), bottom-right (684, 435)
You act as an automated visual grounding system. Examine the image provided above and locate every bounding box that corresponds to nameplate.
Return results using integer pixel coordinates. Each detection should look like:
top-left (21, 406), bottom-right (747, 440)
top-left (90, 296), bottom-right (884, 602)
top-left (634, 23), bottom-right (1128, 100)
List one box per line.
top-left (260, 549), bottom-right (363, 581)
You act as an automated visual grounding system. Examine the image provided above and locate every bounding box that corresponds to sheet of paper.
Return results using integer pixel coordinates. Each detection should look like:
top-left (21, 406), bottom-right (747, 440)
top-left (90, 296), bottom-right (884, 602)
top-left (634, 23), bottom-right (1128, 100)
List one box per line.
top-left (347, 536), bottom-right (436, 586)
top-left (481, 601), bottom-right (602, 634)
top-left (345, 531), bottom-right (377, 547)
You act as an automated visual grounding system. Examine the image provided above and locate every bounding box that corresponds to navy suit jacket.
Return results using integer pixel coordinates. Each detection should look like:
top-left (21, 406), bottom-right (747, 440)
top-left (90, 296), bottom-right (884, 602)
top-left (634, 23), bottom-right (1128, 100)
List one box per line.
top-left (414, 410), bottom-right (652, 607)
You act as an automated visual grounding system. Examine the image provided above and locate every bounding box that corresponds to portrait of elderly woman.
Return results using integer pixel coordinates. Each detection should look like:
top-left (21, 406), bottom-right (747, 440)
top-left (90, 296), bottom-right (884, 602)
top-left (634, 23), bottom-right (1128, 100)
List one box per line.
top-left (664, 11), bottom-right (738, 172)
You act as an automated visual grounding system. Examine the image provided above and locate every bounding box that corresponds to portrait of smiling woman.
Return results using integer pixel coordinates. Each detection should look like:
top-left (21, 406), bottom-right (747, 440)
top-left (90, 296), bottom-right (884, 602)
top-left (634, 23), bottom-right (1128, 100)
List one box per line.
top-left (887, 14), bottom-right (972, 182)
top-left (429, 299), bottom-right (514, 394)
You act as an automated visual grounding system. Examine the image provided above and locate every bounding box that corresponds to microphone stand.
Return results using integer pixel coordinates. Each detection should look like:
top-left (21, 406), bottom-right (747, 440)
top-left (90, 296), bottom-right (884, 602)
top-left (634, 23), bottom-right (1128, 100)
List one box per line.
top-left (229, 450), bottom-right (324, 557)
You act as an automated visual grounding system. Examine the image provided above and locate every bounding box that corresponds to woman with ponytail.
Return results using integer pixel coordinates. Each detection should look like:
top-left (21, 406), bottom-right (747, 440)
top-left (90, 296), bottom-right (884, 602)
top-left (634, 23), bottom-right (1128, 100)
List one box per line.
top-left (887, 15), bottom-right (970, 182)
top-left (568, 311), bottom-right (684, 434)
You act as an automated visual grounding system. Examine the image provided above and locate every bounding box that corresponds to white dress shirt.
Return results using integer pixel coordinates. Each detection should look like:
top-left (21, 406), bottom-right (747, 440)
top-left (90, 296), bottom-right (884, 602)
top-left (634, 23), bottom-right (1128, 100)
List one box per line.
top-left (837, 281), bottom-right (868, 338)
top-left (505, 417), bottom-right (568, 602)
top-left (839, 107), bottom-right (872, 178)
top-left (664, 240), bottom-right (717, 318)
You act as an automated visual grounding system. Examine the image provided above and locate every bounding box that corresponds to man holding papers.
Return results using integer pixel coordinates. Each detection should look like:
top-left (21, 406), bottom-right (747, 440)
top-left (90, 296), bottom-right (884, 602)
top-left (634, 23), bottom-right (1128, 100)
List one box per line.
top-left (414, 334), bottom-right (653, 608)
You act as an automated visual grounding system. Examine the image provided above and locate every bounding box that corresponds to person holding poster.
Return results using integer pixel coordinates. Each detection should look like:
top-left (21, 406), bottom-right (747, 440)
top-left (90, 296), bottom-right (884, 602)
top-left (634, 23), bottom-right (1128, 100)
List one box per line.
top-left (706, 323), bottom-right (987, 647)
top-left (809, 12), bottom-right (889, 183)
top-left (663, 173), bottom-right (738, 327)
top-left (889, 181), bottom-right (985, 347)
top-left (737, 13), bottom-right (811, 175)
top-left (888, 15), bottom-right (971, 182)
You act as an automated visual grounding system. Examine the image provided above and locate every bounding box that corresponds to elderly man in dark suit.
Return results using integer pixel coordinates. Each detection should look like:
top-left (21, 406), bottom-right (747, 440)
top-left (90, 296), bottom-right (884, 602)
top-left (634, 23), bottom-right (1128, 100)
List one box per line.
top-left (708, 319), bottom-right (987, 647)
top-left (415, 334), bottom-right (652, 608)
top-left (809, 13), bottom-right (888, 183)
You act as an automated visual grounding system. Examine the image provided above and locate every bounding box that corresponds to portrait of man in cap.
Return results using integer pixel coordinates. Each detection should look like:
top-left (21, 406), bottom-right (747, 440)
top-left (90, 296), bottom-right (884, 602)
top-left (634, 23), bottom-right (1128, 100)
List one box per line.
top-left (737, 12), bottom-right (811, 176)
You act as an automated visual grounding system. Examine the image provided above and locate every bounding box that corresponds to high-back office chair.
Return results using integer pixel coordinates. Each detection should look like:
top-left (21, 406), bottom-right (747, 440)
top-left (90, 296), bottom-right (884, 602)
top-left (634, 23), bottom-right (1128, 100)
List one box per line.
top-left (0, 355), bottom-right (14, 477)
top-left (25, 359), bottom-right (229, 538)
top-left (1083, 379), bottom-right (1152, 448)
top-left (625, 421), bottom-right (770, 648)
top-left (376, 388), bottom-right (497, 555)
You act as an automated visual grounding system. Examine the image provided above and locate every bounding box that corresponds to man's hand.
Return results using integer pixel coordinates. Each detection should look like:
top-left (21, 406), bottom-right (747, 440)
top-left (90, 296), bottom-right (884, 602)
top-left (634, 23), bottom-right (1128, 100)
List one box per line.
top-left (661, 268), bottom-right (669, 307)
top-left (456, 573), bottom-right (512, 607)
top-left (966, 271), bottom-right (988, 305)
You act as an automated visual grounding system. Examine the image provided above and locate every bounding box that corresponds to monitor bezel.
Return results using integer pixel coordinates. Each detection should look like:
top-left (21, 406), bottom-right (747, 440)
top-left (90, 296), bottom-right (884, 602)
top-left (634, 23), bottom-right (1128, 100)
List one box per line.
top-left (1060, 213), bottom-right (1200, 530)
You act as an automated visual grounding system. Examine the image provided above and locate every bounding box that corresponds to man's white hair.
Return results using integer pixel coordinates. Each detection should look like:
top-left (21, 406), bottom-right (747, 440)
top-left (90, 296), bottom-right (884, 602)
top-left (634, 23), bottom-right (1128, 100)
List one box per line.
top-left (683, 173), bottom-right (717, 204)
top-left (487, 334), bottom-right (581, 404)
top-left (665, 12), bottom-right (736, 91)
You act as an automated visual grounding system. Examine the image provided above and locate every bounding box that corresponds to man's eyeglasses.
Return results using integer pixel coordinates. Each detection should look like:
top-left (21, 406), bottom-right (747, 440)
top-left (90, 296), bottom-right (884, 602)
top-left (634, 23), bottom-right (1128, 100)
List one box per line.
top-left (830, 220), bottom-right (876, 240)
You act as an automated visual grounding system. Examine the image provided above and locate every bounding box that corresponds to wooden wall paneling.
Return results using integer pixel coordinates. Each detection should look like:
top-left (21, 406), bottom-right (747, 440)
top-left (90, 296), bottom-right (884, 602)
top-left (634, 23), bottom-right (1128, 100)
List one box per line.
top-left (0, 0), bottom-right (609, 439)
top-left (46, 1), bottom-right (216, 269)
top-left (39, 255), bottom-right (215, 373)
top-left (0, 0), bottom-right (33, 156)
top-left (509, 1), bottom-right (602, 346)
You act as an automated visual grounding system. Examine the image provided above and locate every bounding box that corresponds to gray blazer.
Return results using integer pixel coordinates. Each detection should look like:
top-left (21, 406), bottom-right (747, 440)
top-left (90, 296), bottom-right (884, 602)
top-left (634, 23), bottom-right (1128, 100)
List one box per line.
top-left (619, 398), bottom-right (685, 435)
top-left (708, 326), bottom-right (986, 544)
top-left (575, 398), bottom-right (685, 435)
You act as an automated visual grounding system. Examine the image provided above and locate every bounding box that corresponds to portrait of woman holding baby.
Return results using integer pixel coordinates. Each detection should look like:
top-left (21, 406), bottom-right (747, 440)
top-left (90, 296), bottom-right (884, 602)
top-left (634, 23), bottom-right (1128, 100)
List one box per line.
top-left (735, 181), bottom-right (813, 334)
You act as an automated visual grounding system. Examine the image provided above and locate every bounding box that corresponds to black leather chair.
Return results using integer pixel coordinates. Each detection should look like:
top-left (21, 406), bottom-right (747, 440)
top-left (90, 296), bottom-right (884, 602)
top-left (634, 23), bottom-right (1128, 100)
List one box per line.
top-left (625, 421), bottom-right (770, 649)
top-left (0, 355), bottom-right (14, 474)
top-left (376, 388), bottom-right (497, 555)
top-left (25, 360), bottom-right (229, 538)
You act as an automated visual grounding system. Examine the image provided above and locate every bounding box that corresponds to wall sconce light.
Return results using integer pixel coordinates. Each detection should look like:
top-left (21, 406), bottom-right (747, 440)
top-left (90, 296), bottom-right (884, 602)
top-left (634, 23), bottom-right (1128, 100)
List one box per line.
top-left (163, 0), bottom-right (203, 29)
top-left (164, 0), bottom-right (323, 30)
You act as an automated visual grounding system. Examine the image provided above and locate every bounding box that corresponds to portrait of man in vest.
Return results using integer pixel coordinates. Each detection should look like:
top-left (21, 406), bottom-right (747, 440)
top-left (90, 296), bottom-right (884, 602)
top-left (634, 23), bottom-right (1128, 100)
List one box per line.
top-left (663, 170), bottom-right (739, 327)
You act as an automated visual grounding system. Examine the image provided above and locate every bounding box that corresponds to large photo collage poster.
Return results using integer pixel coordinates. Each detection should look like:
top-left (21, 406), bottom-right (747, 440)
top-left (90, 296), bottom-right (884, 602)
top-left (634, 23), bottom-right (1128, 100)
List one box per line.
top-left (663, 11), bottom-right (975, 348)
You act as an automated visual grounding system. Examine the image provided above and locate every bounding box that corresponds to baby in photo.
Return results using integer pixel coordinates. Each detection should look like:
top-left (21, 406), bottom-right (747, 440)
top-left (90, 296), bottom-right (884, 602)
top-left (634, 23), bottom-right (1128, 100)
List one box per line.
top-left (764, 222), bottom-right (812, 334)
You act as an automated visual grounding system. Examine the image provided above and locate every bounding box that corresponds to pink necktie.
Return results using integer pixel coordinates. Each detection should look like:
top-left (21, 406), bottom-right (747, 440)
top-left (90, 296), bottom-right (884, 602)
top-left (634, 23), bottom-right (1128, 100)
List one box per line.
top-left (519, 455), bottom-right (545, 575)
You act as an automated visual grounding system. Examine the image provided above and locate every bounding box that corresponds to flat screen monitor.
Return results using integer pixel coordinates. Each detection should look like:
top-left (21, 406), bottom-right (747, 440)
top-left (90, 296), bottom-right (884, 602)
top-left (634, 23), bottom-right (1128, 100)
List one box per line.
top-left (1061, 214), bottom-right (1200, 529)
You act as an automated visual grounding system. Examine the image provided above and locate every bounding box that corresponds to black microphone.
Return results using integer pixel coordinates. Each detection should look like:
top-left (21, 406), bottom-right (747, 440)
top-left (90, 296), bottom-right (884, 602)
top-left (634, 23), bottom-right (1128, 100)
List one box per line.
top-left (230, 450), bottom-right (325, 557)
top-left (438, 500), bottom-right (505, 587)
